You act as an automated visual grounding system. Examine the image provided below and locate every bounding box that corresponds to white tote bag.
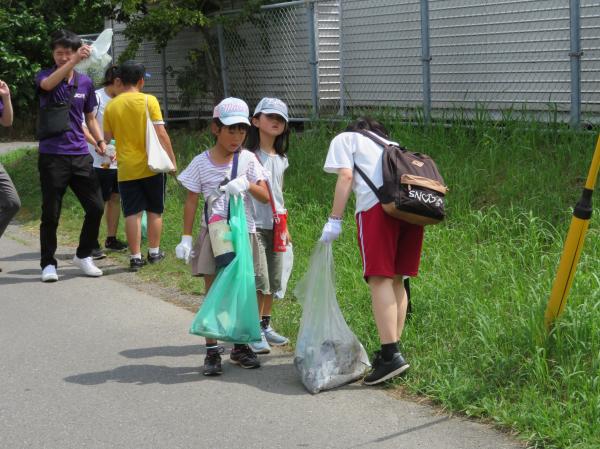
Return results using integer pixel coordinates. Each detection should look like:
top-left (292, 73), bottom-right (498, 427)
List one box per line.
top-left (145, 96), bottom-right (174, 173)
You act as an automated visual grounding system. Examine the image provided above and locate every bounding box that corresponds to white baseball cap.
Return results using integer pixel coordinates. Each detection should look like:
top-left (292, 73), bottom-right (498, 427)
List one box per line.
top-left (253, 97), bottom-right (289, 122)
top-left (213, 97), bottom-right (251, 126)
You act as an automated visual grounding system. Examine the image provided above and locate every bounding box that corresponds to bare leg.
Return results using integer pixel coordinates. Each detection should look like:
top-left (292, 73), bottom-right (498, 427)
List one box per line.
top-left (392, 275), bottom-right (408, 339)
top-left (368, 276), bottom-right (398, 344)
top-left (105, 193), bottom-right (121, 237)
top-left (125, 212), bottom-right (142, 254)
top-left (146, 212), bottom-right (162, 249)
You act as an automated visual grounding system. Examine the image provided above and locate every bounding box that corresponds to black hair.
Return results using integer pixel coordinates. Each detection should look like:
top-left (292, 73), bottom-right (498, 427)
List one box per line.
top-left (345, 116), bottom-right (389, 139)
top-left (50, 29), bottom-right (82, 51)
top-left (103, 65), bottom-right (118, 86)
top-left (212, 118), bottom-right (250, 133)
top-left (116, 60), bottom-right (146, 86)
top-left (245, 113), bottom-right (290, 156)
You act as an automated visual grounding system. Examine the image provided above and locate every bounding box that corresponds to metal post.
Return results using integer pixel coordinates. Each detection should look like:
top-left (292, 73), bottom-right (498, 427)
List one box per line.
top-left (338, 0), bottom-right (345, 116)
top-left (217, 23), bottom-right (229, 97)
top-left (420, 0), bottom-right (432, 124)
top-left (569, 0), bottom-right (582, 128)
top-left (306, 0), bottom-right (319, 118)
top-left (161, 50), bottom-right (169, 120)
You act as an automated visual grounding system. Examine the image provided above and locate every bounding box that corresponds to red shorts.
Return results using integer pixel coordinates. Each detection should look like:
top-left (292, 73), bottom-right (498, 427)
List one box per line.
top-left (355, 203), bottom-right (424, 279)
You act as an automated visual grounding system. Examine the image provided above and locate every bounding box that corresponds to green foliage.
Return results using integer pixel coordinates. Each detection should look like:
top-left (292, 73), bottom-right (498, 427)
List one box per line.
top-left (0, 0), bottom-right (113, 118)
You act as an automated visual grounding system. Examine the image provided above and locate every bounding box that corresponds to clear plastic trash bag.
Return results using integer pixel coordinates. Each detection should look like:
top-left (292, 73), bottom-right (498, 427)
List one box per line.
top-left (189, 196), bottom-right (261, 343)
top-left (76, 29), bottom-right (113, 85)
top-left (293, 242), bottom-right (370, 394)
top-left (274, 242), bottom-right (293, 299)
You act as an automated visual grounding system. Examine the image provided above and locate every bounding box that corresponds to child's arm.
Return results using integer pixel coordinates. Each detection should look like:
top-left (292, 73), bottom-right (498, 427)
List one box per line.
top-left (175, 191), bottom-right (199, 262)
top-left (248, 179), bottom-right (269, 204)
top-left (182, 191), bottom-right (199, 235)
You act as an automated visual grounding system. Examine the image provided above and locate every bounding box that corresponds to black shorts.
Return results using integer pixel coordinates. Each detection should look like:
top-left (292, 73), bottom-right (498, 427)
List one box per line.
top-left (118, 174), bottom-right (166, 217)
top-left (94, 168), bottom-right (119, 202)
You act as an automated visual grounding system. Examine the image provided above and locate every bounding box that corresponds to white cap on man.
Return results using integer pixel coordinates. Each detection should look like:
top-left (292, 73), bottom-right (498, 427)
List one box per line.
top-left (213, 97), bottom-right (251, 126)
top-left (253, 97), bottom-right (289, 122)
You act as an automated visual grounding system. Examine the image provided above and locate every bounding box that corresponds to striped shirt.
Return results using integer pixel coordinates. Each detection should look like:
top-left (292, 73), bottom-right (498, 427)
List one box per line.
top-left (177, 149), bottom-right (267, 232)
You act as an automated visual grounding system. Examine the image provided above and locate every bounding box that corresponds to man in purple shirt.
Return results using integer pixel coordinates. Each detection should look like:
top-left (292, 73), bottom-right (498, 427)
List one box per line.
top-left (0, 80), bottom-right (21, 273)
top-left (37, 30), bottom-right (106, 282)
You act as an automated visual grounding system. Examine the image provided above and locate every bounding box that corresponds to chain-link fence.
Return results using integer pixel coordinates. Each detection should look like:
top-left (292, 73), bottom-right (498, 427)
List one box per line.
top-left (108, 0), bottom-right (600, 125)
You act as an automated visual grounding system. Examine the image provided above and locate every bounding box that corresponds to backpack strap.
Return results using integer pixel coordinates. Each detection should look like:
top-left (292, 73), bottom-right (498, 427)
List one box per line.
top-left (354, 129), bottom-right (395, 149)
top-left (353, 164), bottom-right (384, 202)
top-left (203, 150), bottom-right (240, 225)
top-left (352, 130), bottom-right (387, 202)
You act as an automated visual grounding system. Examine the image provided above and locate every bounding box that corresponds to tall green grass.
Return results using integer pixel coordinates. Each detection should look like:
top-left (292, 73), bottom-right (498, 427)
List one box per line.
top-left (2, 116), bottom-right (599, 448)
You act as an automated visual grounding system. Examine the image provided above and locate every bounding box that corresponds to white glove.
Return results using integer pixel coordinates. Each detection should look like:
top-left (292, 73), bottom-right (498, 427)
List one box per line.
top-left (221, 175), bottom-right (249, 197)
top-left (319, 218), bottom-right (342, 243)
top-left (175, 235), bottom-right (193, 263)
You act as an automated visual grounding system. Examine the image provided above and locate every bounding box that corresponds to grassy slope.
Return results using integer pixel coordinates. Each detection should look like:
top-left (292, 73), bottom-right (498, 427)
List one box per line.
top-left (2, 119), bottom-right (598, 448)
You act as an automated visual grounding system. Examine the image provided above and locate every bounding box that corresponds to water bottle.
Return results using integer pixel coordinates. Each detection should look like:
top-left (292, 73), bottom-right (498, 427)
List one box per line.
top-left (101, 139), bottom-right (116, 169)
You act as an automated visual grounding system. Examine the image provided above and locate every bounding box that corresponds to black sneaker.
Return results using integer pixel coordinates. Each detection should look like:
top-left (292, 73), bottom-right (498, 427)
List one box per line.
top-left (129, 257), bottom-right (147, 272)
top-left (203, 347), bottom-right (224, 376)
top-left (105, 237), bottom-right (128, 251)
top-left (92, 247), bottom-right (106, 260)
top-left (147, 251), bottom-right (165, 264)
top-left (230, 345), bottom-right (261, 369)
top-left (363, 351), bottom-right (410, 385)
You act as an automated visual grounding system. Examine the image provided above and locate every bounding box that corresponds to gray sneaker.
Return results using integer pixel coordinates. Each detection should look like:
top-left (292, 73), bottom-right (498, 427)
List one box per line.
top-left (249, 331), bottom-right (271, 354)
top-left (264, 326), bottom-right (289, 346)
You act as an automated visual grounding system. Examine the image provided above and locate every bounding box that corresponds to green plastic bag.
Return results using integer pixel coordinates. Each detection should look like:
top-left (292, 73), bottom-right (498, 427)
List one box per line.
top-left (189, 196), bottom-right (261, 343)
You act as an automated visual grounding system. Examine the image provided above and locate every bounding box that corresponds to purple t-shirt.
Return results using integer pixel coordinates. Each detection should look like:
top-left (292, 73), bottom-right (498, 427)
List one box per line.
top-left (0, 98), bottom-right (4, 118)
top-left (36, 68), bottom-right (97, 155)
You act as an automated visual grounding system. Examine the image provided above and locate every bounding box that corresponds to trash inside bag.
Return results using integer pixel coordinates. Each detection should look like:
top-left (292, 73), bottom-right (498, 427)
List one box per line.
top-left (189, 196), bottom-right (261, 343)
top-left (274, 242), bottom-right (293, 299)
top-left (76, 29), bottom-right (113, 85)
top-left (293, 242), bottom-right (370, 394)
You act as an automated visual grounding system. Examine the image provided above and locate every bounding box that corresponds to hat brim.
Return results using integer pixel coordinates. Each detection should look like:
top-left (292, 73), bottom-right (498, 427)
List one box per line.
top-left (220, 116), bottom-right (251, 126)
top-left (255, 108), bottom-right (289, 122)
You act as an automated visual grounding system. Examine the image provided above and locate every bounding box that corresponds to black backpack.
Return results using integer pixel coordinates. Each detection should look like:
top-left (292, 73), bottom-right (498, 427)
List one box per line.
top-left (353, 130), bottom-right (448, 226)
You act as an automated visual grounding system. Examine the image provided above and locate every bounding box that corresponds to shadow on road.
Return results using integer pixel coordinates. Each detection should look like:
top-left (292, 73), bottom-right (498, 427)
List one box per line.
top-left (64, 359), bottom-right (310, 396)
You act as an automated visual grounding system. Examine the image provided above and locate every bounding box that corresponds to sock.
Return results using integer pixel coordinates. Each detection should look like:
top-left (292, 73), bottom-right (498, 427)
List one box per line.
top-left (233, 343), bottom-right (246, 351)
top-left (148, 247), bottom-right (160, 256)
top-left (381, 342), bottom-right (399, 362)
top-left (106, 236), bottom-right (116, 242)
top-left (130, 253), bottom-right (141, 260)
top-left (206, 344), bottom-right (219, 354)
top-left (261, 315), bottom-right (271, 329)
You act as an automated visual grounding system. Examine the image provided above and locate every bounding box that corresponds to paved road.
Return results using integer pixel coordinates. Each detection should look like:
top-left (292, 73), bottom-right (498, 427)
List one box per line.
top-left (0, 225), bottom-right (523, 449)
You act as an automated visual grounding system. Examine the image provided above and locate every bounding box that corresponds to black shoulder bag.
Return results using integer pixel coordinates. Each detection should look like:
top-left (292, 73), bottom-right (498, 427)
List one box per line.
top-left (36, 73), bottom-right (79, 141)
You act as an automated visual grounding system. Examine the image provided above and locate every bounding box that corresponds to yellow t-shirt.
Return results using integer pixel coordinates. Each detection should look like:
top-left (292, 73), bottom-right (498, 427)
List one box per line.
top-left (103, 92), bottom-right (164, 181)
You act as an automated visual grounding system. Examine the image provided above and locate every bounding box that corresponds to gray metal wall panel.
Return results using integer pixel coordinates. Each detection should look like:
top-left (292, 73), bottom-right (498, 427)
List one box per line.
top-left (341, 0), bottom-right (423, 106)
top-left (429, 0), bottom-right (571, 111)
top-left (581, 0), bottom-right (600, 116)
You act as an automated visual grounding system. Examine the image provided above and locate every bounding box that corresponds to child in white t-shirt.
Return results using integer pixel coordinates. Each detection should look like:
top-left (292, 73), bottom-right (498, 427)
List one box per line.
top-left (320, 117), bottom-right (425, 386)
top-left (246, 98), bottom-right (292, 354)
top-left (175, 97), bottom-right (270, 376)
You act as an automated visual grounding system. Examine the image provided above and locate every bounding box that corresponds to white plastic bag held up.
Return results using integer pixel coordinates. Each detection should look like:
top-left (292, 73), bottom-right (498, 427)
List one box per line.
top-left (274, 243), bottom-right (293, 299)
top-left (76, 29), bottom-right (113, 85)
top-left (293, 242), bottom-right (370, 394)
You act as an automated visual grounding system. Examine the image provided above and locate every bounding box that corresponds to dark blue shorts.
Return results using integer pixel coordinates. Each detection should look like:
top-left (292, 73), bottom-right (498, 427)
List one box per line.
top-left (118, 174), bottom-right (166, 217)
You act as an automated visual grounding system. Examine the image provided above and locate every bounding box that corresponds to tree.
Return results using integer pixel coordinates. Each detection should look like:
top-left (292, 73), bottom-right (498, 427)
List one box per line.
top-left (0, 0), bottom-right (113, 119)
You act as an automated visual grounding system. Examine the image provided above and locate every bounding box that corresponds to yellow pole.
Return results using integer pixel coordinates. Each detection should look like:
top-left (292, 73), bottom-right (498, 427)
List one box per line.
top-left (545, 135), bottom-right (600, 329)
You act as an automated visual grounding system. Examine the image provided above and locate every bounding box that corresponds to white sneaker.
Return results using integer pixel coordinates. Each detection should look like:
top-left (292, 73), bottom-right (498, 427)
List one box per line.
top-left (72, 255), bottom-right (103, 277)
top-left (41, 265), bottom-right (58, 282)
top-left (249, 330), bottom-right (271, 354)
top-left (264, 325), bottom-right (289, 346)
